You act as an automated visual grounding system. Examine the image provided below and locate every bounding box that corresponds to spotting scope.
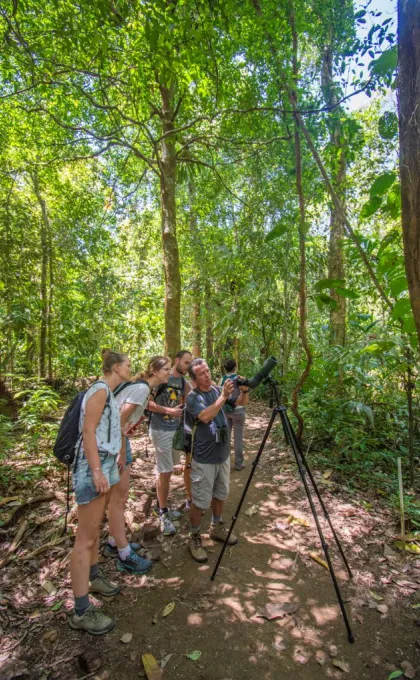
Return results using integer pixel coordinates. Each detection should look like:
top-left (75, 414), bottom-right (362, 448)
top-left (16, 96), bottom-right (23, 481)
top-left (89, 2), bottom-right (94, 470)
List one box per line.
top-left (236, 356), bottom-right (277, 389)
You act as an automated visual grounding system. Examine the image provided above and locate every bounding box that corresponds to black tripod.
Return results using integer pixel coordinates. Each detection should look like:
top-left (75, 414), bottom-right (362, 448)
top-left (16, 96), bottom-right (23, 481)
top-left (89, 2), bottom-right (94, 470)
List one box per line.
top-left (211, 379), bottom-right (355, 643)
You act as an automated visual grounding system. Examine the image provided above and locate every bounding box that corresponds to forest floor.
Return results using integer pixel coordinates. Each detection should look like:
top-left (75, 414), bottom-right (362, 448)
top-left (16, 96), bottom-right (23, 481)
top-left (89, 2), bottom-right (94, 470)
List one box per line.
top-left (1, 402), bottom-right (420, 680)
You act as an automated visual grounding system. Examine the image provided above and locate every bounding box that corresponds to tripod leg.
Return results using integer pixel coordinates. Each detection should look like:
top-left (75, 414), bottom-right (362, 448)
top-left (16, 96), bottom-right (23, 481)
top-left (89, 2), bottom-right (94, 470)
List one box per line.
top-left (284, 411), bottom-right (352, 578)
top-left (211, 407), bottom-right (279, 581)
top-left (279, 409), bottom-right (354, 643)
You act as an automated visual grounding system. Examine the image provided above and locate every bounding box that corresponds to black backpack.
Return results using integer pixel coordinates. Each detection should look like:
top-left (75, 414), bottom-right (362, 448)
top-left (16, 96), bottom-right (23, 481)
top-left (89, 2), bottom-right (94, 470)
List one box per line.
top-left (53, 380), bottom-right (111, 466)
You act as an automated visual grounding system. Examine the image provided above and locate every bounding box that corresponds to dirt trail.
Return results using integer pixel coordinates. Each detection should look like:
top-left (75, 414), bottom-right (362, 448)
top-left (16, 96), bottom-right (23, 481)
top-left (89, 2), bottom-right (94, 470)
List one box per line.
top-left (1, 403), bottom-right (420, 679)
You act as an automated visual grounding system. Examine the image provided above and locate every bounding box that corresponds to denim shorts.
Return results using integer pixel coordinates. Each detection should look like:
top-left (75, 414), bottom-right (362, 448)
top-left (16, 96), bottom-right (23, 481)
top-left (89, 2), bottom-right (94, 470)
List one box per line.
top-left (72, 449), bottom-right (119, 506)
top-left (126, 438), bottom-right (133, 466)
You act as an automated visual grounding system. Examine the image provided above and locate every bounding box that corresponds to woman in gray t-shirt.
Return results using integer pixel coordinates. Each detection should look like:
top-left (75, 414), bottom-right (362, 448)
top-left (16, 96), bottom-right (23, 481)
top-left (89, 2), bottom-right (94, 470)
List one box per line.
top-left (69, 349), bottom-right (131, 637)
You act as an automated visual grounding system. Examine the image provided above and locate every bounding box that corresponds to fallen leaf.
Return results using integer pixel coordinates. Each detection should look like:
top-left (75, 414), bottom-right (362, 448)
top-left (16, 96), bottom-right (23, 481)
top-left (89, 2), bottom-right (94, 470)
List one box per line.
top-left (120, 633), bottom-right (133, 644)
top-left (332, 659), bottom-right (350, 673)
top-left (257, 602), bottom-right (299, 620)
top-left (42, 629), bottom-right (58, 643)
top-left (162, 601), bottom-right (175, 618)
top-left (401, 660), bottom-right (415, 679)
top-left (160, 653), bottom-right (173, 669)
top-left (185, 651), bottom-right (202, 661)
top-left (130, 652), bottom-right (136, 662)
top-left (245, 504), bottom-right (259, 517)
top-left (42, 581), bottom-right (57, 595)
top-left (387, 671), bottom-right (403, 680)
top-left (394, 541), bottom-right (420, 554)
top-left (286, 515), bottom-right (310, 527)
top-left (323, 469), bottom-right (333, 479)
top-left (369, 591), bottom-right (384, 601)
top-left (329, 645), bottom-right (338, 658)
top-left (376, 604), bottom-right (388, 615)
top-left (411, 603), bottom-right (420, 609)
top-left (315, 650), bottom-right (327, 666)
top-left (50, 601), bottom-right (63, 611)
top-left (394, 533), bottom-right (420, 542)
top-left (394, 580), bottom-right (418, 591)
top-left (309, 553), bottom-right (329, 570)
top-left (142, 653), bottom-right (162, 680)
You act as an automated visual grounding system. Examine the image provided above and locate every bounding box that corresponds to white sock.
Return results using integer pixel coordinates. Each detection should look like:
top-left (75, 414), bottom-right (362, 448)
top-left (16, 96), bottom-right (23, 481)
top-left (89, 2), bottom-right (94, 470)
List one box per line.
top-left (118, 544), bottom-right (131, 561)
top-left (108, 536), bottom-right (116, 547)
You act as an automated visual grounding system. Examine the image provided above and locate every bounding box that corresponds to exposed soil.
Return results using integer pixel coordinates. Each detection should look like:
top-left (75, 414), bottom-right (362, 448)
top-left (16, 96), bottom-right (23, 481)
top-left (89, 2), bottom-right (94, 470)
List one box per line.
top-left (1, 402), bottom-right (420, 680)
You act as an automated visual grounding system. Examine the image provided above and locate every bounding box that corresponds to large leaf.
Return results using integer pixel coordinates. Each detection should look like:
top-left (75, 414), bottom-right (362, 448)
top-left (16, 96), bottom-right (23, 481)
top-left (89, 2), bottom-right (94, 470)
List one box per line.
top-left (315, 294), bottom-right (337, 310)
top-left (378, 111), bottom-right (398, 140)
top-left (370, 172), bottom-right (397, 197)
top-left (265, 222), bottom-right (288, 242)
top-left (369, 48), bottom-right (398, 77)
top-left (360, 195), bottom-right (382, 219)
top-left (335, 287), bottom-right (359, 300)
top-left (314, 278), bottom-right (345, 292)
top-left (390, 275), bottom-right (408, 297)
top-left (361, 341), bottom-right (396, 355)
top-left (392, 297), bottom-right (411, 320)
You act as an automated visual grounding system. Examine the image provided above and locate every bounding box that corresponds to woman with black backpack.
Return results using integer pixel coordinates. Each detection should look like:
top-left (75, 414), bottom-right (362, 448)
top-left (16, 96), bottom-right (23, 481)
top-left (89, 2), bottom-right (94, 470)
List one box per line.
top-left (104, 355), bottom-right (171, 575)
top-left (69, 349), bottom-right (131, 636)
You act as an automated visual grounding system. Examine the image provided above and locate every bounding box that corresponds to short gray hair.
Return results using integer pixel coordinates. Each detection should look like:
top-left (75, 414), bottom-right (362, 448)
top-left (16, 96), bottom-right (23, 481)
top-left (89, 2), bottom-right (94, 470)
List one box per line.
top-left (188, 357), bottom-right (206, 379)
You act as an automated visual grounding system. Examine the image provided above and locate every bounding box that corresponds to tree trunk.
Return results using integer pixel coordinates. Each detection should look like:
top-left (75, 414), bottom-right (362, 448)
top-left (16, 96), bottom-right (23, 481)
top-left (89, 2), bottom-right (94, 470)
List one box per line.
top-left (398, 0), bottom-right (420, 346)
top-left (188, 178), bottom-right (202, 357)
top-left (47, 228), bottom-right (53, 380)
top-left (322, 46), bottom-right (346, 347)
top-left (205, 282), bottom-right (214, 363)
top-left (289, 7), bottom-right (313, 442)
top-left (32, 172), bottom-right (50, 379)
top-left (160, 84), bottom-right (181, 359)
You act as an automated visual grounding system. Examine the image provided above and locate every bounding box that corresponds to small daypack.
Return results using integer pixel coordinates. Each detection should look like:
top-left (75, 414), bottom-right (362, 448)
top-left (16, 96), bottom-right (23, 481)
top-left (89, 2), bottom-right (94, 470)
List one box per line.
top-left (53, 380), bottom-right (111, 466)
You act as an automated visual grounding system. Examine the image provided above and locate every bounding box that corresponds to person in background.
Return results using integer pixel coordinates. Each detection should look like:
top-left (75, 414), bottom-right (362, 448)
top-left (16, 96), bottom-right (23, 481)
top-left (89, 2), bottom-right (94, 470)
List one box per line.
top-left (70, 349), bottom-right (130, 635)
top-left (147, 350), bottom-right (192, 535)
top-left (186, 358), bottom-right (249, 563)
top-left (220, 358), bottom-right (249, 471)
top-left (105, 356), bottom-right (171, 574)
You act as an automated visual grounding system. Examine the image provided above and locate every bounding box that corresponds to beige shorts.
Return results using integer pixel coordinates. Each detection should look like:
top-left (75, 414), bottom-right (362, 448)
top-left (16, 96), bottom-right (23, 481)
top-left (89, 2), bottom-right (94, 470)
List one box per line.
top-left (190, 457), bottom-right (230, 510)
top-left (151, 429), bottom-right (181, 474)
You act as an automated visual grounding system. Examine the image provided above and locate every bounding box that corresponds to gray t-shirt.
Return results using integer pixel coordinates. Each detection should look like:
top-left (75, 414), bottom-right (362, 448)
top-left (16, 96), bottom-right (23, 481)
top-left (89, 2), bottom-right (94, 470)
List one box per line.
top-left (78, 381), bottom-right (121, 456)
top-left (150, 374), bottom-right (186, 432)
top-left (115, 382), bottom-right (150, 436)
top-left (186, 386), bottom-right (229, 464)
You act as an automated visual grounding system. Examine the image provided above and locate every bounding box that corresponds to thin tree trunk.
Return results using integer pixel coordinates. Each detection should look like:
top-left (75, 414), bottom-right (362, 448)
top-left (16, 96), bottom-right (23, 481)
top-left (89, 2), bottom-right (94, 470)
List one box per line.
top-left (188, 178), bottom-right (202, 357)
top-left (289, 7), bottom-right (313, 442)
top-left (322, 45), bottom-right (346, 347)
top-left (398, 0), bottom-right (420, 346)
top-left (205, 282), bottom-right (214, 363)
top-left (47, 228), bottom-right (53, 380)
top-left (32, 172), bottom-right (50, 379)
top-left (160, 84), bottom-right (181, 359)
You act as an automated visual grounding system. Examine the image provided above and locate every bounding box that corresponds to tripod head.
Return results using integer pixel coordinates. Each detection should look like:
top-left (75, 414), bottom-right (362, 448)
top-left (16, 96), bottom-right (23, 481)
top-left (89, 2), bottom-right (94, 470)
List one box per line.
top-left (262, 376), bottom-right (282, 408)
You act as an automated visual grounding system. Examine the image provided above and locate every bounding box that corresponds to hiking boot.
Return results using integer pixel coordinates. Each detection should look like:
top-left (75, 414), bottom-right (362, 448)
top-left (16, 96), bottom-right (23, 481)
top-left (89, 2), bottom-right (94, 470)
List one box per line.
top-left (167, 507), bottom-right (182, 520)
top-left (160, 512), bottom-right (176, 536)
top-left (189, 533), bottom-right (208, 563)
top-left (89, 571), bottom-right (121, 596)
top-left (116, 549), bottom-right (153, 575)
top-left (104, 541), bottom-right (143, 558)
top-left (234, 463), bottom-right (246, 471)
top-left (152, 505), bottom-right (181, 521)
top-left (209, 522), bottom-right (238, 546)
top-left (69, 603), bottom-right (115, 635)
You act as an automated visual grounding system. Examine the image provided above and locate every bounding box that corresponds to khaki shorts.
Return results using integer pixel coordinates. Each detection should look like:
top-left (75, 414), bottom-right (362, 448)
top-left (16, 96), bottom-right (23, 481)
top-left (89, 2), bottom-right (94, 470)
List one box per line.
top-left (190, 457), bottom-right (230, 510)
top-left (151, 429), bottom-right (181, 474)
